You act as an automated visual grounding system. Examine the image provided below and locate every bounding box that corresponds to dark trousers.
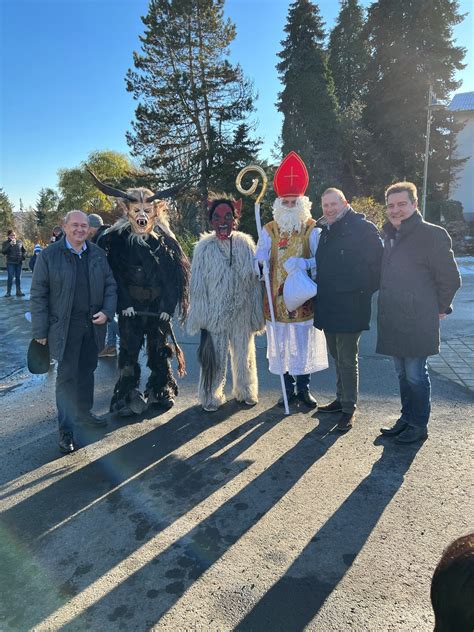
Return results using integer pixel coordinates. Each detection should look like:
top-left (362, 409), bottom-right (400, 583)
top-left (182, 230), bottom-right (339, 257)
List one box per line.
top-left (324, 331), bottom-right (361, 413)
top-left (392, 357), bottom-right (431, 428)
top-left (56, 320), bottom-right (98, 437)
top-left (284, 372), bottom-right (310, 395)
top-left (6, 263), bottom-right (22, 293)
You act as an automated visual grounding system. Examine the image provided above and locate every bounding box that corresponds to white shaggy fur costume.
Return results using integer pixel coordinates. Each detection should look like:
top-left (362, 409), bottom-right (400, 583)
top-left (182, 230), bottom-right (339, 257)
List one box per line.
top-left (187, 232), bottom-right (264, 409)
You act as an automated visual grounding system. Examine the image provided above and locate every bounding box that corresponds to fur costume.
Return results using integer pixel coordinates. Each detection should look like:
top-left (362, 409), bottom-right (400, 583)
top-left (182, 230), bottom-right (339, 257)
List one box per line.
top-left (187, 230), bottom-right (264, 411)
top-left (87, 169), bottom-right (190, 415)
top-left (98, 218), bottom-right (189, 415)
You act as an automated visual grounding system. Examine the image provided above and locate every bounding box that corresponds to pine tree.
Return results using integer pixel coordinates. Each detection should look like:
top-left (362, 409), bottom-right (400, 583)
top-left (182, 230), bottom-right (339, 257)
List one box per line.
top-left (22, 209), bottom-right (40, 244)
top-left (328, 0), bottom-right (369, 111)
top-left (34, 188), bottom-right (61, 242)
top-left (209, 124), bottom-right (262, 195)
top-left (363, 0), bottom-right (466, 204)
top-left (277, 0), bottom-right (341, 201)
top-left (328, 0), bottom-right (370, 198)
top-left (0, 188), bottom-right (14, 235)
top-left (126, 0), bottom-right (257, 226)
top-left (34, 188), bottom-right (59, 228)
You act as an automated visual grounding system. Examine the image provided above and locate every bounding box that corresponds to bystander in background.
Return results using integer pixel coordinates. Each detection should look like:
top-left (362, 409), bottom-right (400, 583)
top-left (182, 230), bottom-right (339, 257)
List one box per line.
top-left (2, 229), bottom-right (27, 297)
top-left (50, 225), bottom-right (64, 243)
top-left (29, 244), bottom-right (42, 272)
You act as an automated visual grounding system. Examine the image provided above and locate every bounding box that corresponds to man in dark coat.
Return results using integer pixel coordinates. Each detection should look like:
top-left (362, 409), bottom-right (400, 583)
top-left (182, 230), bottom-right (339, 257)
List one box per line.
top-left (314, 188), bottom-right (383, 431)
top-left (2, 229), bottom-right (27, 296)
top-left (377, 182), bottom-right (461, 444)
top-left (31, 211), bottom-right (117, 454)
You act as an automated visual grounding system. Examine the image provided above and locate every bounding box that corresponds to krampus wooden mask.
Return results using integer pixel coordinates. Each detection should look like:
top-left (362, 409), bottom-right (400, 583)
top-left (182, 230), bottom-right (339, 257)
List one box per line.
top-left (87, 167), bottom-right (182, 235)
top-left (122, 188), bottom-right (162, 235)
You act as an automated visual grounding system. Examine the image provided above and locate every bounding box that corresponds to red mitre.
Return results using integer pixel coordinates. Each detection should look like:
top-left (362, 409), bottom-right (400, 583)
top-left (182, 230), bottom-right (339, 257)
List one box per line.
top-left (274, 151), bottom-right (309, 198)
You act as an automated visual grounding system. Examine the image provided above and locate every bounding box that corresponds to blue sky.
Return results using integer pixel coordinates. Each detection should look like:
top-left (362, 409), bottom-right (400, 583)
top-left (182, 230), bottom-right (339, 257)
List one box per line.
top-left (1, 0), bottom-right (473, 210)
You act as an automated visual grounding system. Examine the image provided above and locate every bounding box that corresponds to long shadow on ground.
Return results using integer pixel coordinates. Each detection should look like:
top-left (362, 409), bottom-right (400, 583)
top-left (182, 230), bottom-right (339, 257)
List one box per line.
top-left (0, 403), bottom-right (282, 630)
top-left (236, 438), bottom-right (422, 631)
top-left (61, 417), bottom-right (344, 630)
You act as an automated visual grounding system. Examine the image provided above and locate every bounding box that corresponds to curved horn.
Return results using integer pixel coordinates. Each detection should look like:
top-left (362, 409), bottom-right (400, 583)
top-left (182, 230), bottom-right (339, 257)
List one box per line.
top-left (146, 177), bottom-right (192, 202)
top-left (86, 166), bottom-right (138, 202)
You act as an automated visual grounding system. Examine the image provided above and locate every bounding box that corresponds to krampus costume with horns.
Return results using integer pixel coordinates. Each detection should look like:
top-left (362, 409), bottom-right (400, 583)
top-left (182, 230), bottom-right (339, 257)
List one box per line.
top-left (88, 169), bottom-right (189, 415)
top-left (186, 198), bottom-right (264, 412)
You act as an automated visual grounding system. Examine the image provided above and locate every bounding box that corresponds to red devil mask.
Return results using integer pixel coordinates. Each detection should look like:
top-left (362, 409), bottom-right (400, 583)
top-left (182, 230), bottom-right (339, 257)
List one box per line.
top-left (209, 199), bottom-right (242, 240)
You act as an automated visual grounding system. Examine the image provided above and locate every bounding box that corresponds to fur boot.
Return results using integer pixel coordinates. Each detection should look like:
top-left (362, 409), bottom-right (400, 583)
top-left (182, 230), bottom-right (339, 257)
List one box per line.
top-left (110, 363), bottom-right (146, 415)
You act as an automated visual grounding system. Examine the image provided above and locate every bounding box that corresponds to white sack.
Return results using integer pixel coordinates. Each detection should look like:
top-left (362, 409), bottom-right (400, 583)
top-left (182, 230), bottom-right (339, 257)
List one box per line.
top-left (283, 259), bottom-right (317, 312)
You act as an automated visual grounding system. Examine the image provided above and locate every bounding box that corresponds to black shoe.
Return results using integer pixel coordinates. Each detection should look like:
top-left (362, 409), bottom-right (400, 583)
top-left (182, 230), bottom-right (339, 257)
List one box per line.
top-left (16, 290), bottom-right (25, 297)
top-left (78, 412), bottom-right (107, 428)
top-left (297, 390), bottom-right (318, 409)
top-left (277, 392), bottom-right (297, 407)
top-left (117, 406), bottom-right (134, 417)
top-left (146, 390), bottom-right (175, 410)
top-left (335, 412), bottom-right (355, 432)
top-left (59, 434), bottom-right (75, 454)
top-left (317, 400), bottom-right (342, 413)
top-left (395, 426), bottom-right (428, 444)
top-left (4, 292), bottom-right (11, 297)
top-left (158, 396), bottom-right (175, 410)
top-left (380, 418), bottom-right (408, 436)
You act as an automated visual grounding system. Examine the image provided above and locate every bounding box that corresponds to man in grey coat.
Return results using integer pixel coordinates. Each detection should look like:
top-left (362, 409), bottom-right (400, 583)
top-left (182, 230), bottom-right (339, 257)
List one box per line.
top-left (377, 182), bottom-right (461, 444)
top-left (31, 211), bottom-right (117, 454)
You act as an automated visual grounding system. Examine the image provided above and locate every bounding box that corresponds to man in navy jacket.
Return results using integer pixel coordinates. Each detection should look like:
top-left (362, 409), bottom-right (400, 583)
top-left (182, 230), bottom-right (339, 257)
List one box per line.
top-left (314, 188), bottom-right (383, 431)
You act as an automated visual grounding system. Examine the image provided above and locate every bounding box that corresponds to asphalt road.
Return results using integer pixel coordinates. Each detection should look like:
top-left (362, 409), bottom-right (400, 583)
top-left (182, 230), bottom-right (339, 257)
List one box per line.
top-left (0, 270), bottom-right (472, 631)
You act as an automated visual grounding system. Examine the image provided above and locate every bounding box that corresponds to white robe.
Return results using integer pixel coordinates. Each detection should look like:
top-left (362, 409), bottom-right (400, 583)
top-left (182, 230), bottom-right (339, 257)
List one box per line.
top-left (256, 226), bottom-right (328, 376)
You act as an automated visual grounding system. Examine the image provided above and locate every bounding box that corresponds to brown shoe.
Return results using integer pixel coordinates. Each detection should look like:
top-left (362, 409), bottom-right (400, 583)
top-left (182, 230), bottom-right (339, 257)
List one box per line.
top-left (98, 345), bottom-right (117, 358)
top-left (336, 412), bottom-right (355, 432)
top-left (317, 400), bottom-right (342, 413)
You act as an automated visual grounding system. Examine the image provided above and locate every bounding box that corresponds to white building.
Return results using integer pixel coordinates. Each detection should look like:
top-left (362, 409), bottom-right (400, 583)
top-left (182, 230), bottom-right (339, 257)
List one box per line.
top-left (448, 92), bottom-right (474, 222)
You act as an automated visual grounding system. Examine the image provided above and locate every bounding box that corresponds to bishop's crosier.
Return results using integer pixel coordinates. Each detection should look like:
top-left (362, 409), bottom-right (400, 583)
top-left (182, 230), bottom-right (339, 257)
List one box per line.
top-left (256, 151), bottom-right (328, 408)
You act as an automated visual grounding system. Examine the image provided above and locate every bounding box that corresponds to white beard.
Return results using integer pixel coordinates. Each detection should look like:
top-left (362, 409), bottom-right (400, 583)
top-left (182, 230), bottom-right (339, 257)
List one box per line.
top-left (272, 196), bottom-right (313, 233)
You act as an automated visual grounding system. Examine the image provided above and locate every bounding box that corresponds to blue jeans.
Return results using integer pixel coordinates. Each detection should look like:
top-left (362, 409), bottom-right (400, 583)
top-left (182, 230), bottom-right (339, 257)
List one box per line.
top-left (284, 372), bottom-right (310, 395)
top-left (392, 357), bottom-right (431, 428)
top-left (6, 263), bottom-right (22, 293)
top-left (106, 317), bottom-right (119, 347)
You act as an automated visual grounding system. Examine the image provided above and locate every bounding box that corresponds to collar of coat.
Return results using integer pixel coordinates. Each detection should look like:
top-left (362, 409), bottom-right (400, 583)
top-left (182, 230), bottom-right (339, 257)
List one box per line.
top-left (316, 207), bottom-right (366, 231)
top-left (58, 237), bottom-right (94, 258)
top-left (382, 210), bottom-right (423, 241)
